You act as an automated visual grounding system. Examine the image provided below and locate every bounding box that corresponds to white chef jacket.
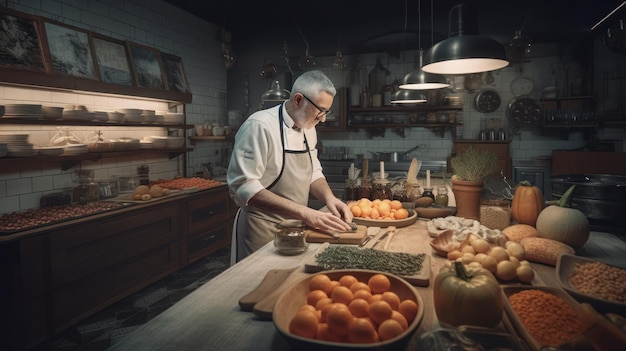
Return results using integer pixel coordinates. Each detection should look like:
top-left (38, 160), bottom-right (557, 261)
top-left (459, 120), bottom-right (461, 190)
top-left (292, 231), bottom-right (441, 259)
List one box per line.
top-left (227, 103), bottom-right (325, 207)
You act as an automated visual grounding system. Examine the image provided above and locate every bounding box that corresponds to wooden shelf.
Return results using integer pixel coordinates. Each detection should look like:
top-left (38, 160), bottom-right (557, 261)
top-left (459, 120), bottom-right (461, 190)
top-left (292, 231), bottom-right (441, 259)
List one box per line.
top-left (0, 117), bottom-right (193, 129)
top-left (349, 105), bottom-right (462, 113)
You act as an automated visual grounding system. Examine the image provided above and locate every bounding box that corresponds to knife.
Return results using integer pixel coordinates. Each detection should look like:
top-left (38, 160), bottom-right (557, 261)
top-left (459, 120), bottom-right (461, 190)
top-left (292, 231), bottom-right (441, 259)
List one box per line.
top-left (372, 231), bottom-right (389, 248)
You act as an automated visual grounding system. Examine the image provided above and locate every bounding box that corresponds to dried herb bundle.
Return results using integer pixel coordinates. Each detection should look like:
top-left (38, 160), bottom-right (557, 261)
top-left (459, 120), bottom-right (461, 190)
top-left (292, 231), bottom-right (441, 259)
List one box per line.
top-left (315, 245), bottom-right (426, 276)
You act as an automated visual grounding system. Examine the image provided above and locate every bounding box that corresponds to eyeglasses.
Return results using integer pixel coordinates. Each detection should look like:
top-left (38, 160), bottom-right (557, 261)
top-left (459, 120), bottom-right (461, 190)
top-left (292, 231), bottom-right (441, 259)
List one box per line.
top-left (301, 94), bottom-right (333, 118)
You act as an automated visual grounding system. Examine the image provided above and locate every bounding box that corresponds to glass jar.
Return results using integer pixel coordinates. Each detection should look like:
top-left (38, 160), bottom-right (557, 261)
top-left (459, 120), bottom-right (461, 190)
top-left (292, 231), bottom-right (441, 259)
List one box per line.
top-left (357, 178), bottom-right (372, 200)
top-left (435, 187), bottom-right (449, 207)
top-left (405, 182), bottom-right (422, 202)
top-left (72, 170), bottom-right (99, 203)
top-left (274, 220), bottom-right (308, 256)
top-left (372, 178), bottom-right (392, 200)
top-left (344, 179), bottom-right (358, 201)
top-left (422, 187), bottom-right (435, 202)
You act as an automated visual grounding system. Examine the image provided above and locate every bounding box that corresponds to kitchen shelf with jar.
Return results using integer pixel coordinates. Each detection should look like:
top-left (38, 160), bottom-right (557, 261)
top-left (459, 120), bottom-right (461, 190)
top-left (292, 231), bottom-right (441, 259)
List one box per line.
top-left (346, 103), bottom-right (463, 138)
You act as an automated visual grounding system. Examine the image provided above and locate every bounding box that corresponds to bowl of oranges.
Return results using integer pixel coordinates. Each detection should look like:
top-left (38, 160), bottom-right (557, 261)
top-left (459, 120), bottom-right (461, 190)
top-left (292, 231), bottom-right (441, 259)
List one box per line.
top-left (348, 198), bottom-right (417, 228)
top-left (273, 269), bottom-right (424, 350)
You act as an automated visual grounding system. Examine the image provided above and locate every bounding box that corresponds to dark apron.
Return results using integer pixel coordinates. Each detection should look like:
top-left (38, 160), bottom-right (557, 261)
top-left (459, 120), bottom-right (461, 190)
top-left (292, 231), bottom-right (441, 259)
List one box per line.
top-left (234, 104), bottom-right (313, 261)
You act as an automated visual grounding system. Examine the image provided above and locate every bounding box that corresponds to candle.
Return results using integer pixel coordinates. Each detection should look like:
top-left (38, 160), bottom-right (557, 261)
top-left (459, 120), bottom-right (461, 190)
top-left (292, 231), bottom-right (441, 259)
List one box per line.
top-left (426, 170), bottom-right (431, 188)
top-left (380, 161), bottom-right (385, 179)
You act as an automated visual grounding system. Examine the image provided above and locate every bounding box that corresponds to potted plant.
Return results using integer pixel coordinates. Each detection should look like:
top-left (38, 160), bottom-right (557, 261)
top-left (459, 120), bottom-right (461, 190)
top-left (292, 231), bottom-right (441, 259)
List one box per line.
top-left (450, 147), bottom-right (498, 220)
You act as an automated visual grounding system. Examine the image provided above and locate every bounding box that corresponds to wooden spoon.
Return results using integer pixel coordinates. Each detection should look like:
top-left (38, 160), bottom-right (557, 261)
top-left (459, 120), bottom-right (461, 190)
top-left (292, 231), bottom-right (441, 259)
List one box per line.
top-left (362, 158), bottom-right (369, 180)
top-left (407, 158), bottom-right (420, 184)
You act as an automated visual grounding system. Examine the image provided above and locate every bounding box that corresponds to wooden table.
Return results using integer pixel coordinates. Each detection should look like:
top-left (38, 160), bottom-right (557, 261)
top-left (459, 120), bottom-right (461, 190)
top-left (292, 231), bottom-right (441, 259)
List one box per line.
top-left (109, 220), bottom-right (626, 351)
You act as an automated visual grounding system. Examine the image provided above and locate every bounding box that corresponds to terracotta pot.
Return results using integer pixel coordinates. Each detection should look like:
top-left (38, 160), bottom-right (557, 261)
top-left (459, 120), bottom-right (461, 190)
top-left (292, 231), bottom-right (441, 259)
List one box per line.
top-left (451, 178), bottom-right (483, 220)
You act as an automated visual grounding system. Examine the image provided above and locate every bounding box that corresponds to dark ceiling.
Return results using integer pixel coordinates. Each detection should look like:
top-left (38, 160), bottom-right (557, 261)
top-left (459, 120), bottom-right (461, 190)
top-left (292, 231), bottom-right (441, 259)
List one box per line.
top-left (166, 0), bottom-right (624, 56)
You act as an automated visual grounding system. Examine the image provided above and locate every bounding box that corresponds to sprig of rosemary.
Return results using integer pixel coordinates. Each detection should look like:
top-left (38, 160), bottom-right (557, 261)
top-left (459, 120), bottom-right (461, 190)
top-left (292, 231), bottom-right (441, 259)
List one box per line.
top-left (315, 245), bottom-right (426, 276)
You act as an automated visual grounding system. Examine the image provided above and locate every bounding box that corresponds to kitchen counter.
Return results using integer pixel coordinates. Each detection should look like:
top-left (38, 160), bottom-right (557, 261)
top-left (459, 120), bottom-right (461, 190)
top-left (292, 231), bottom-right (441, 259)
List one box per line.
top-left (109, 221), bottom-right (626, 351)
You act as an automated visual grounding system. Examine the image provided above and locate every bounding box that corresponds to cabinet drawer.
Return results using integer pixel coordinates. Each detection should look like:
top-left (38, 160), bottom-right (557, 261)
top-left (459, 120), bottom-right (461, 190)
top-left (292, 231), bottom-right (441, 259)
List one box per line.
top-left (49, 202), bottom-right (180, 287)
top-left (187, 190), bottom-right (230, 234)
top-left (188, 223), bottom-right (230, 263)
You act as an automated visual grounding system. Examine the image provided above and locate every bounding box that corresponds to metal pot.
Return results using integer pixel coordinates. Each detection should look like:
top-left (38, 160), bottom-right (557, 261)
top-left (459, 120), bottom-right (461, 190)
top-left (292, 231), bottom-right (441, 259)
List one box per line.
top-left (551, 174), bottom-right (626, 220)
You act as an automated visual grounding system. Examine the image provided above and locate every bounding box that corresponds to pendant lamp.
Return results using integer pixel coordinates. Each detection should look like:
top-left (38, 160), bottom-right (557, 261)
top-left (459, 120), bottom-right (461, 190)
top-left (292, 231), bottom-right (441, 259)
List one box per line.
top-left (390, 89), bottom-right (427, 104)
top-left (261, 80), bottom-right (290, 102)
top-left (400, 0), bottom-right (449, 90)
top-left (422, 3), bottom-right (509, 75)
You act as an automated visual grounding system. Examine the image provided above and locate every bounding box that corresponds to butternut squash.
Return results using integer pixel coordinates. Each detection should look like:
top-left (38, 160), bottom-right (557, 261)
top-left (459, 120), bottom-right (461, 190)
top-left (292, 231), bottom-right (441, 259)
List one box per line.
top-left (511, 180), bottom-right (543, 226)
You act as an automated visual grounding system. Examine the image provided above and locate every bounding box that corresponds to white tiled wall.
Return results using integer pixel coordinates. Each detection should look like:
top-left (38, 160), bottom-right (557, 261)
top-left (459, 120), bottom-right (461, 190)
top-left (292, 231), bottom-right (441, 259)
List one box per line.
top-left (1, 0), bottom-right (226, 214)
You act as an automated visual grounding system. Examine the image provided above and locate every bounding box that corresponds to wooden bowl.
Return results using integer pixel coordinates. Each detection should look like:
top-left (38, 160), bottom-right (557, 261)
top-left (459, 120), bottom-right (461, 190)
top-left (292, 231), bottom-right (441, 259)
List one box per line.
top-left (352, 209), bottom-right (417, 228)
top-left (273, 269), bottom-right (424, 350)
top-left (556, 254), bottom-right (626, 314)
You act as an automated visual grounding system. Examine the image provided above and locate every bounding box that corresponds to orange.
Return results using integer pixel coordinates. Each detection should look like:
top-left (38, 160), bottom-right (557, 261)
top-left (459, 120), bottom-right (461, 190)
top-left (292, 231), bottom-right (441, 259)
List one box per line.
top-left (368, 300), bottom-right (393, 325)
top-left (320, 303), bottom-right (338, 323)
top-left (369, 293), bottom-right (383, 304)
top-left (338, 274), bottom-right (358, 288)
top-left (398, 299), bottom-right (418, 323)
top-left (348, 318), bottom-right (379, 343)
top-left (330, 285), bottom-right (354, 305)
top-left (378, 319), bottom-right (404, 341)
top-left (307, 289), bottom-right (328, 307)
top-left (349, 281), bottom-right (371, 294)
top-left (315, 297), bottom-right (333, 311)
top-left (380, 291), bottom-right (401, 310)
top-left (390, 310), bottom-right (409, 330)
top-left (289, 309), bottom-right (319, 339)
top-left (353, 289), bottom-right (373, 302)
top-left (394, 208), bottom-right (409, 219)
top-left (368, 274), bottom-right (391, 294)
top-left (329, 280), bottom-right (341, 291)
top-left (360, 205), bottom-right (372, 217)
top-left (369, 208), bottom-right (380, 219)
top-left (326, 303), bottom-right (353, 336)
top-left (378, 202), bottom-right (391, 217)
top-left (348, 298), bottom-right (370, 318)
top-left (390, 200), bottom-right (403, 210)
top-left (309, 274), bottom-right (332, 294)
top-left (371, 199), bottom-right (382, 207)
top-left (298, 304), bottom-right (317, 314)
top-left (350, 205), bottom-right (362, 217)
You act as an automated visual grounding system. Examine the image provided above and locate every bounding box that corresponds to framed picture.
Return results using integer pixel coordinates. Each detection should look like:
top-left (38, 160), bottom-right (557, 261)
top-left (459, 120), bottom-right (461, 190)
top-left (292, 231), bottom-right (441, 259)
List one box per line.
top-left (93, 35), bottom-right (133, 86)
top-left (0, 8), bottom-right (47, 72)
top-left (43, 20), bottom-right (97, 79)
top-left (161, 53), bottom-right (190, 93)
top-left (128, 42), bottom-right (165, 90)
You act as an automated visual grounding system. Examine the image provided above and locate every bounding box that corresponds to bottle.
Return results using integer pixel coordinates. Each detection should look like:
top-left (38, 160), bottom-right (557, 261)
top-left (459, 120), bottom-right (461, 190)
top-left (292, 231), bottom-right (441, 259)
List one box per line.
top-left (435, 187), bottom-right (449, 207)
top-left (421, 187), bottom-right (435, 202)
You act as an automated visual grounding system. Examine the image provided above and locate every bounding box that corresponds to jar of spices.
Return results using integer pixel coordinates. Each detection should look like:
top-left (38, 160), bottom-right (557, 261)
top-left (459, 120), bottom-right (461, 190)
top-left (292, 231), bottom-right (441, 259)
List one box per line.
top-left (274, 220), bottom-right (308, 256)
top-left (422, 187), bottom-right (435, 202)
top-left (344, 179), bottom-right (358, 201)
top-left (358, 178), bottom-right (372, 200)
top-left (372, 178), bottom-right (392, 201)
top-left (435, 187), bottom-right (449, 207)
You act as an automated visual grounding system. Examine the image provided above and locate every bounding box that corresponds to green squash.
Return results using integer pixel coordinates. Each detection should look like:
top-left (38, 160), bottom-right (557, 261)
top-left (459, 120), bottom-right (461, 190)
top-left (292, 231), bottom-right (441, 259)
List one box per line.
top-left (536, 185), bottom-right (590, 249)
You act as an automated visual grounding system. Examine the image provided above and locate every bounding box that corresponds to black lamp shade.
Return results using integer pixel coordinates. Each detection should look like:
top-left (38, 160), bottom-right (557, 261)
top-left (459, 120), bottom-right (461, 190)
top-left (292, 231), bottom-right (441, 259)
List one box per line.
top-left (390, 89), bottom-right (428, 104)
top-left (422, 4), bottom-right (509, 75)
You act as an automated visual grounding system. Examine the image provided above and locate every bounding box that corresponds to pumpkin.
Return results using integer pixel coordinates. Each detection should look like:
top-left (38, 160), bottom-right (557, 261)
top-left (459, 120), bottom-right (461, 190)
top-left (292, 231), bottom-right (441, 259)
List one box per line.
top-left (536, 185), bottom-right (589, 249)
top-left (433, 261), bottom-right (503, 327)
top-left (511, 180), bottom-right (544, 227)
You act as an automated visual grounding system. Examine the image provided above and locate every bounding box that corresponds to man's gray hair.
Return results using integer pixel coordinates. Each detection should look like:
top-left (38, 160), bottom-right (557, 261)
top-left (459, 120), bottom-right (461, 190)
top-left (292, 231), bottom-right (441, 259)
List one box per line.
top-left (290, 70), bottom-right (336, 98)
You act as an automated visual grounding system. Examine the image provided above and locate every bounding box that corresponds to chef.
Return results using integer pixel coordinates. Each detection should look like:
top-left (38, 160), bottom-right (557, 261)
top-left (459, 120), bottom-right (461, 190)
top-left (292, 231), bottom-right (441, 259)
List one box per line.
top-left (227, 70), bottom-right (353, 262)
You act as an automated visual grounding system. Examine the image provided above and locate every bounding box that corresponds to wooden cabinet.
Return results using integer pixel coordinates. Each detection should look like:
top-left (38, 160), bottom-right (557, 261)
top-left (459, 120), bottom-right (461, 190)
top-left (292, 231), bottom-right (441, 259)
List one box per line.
top-left (0, 185), bottom-right (233, 351)
top-left (449, 140), bottom-right (512, 179)
top-left (184, 189), bottom-right (233, 264)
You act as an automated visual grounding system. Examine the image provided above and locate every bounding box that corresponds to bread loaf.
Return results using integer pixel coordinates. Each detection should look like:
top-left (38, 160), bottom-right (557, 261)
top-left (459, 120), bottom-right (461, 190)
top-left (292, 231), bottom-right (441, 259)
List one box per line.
top-left (520, 237), bottom-right (574, 266)
top-left (502, 224), bottom-right (538, 242)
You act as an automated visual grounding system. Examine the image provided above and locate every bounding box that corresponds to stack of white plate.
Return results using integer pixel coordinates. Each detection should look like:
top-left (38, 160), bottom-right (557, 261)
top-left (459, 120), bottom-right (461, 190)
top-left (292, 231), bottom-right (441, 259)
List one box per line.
top-left (62, 109), bottom-right (92, 121)
top-left (142, 110), bottom-right (157, 124)
top-left (63, 144), bottom-right (88, 155)
top-left (118, 109), bottom-right (142, 123)
top-left (0, 134), bottom-right (35, 157)
top-left (0, 143), bottom-right (7, 158)
top-left (92, 111), bottom-right (108, 122)
top-left (4, 104), bottom-right (42, 119)
top-left (163, 113), bottom-right (184, 124)
top-left (149, 136), bottom-right (185, 148)
top-left (42, 106), bottom-right (63, 119)
top-left (145, 136), bottom-right (168, 148)
top-left (107, 111), bottom-right (124, 123)
top-left (36, 146), bottom-right (65, 156)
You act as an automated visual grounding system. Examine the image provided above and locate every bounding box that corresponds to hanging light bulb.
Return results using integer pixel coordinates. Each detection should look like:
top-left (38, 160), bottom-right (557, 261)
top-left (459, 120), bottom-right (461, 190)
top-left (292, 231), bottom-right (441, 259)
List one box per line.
top-left (400, 0), bottom-right (449, 90)
top-left (422, 3), bottom-right (509, 75)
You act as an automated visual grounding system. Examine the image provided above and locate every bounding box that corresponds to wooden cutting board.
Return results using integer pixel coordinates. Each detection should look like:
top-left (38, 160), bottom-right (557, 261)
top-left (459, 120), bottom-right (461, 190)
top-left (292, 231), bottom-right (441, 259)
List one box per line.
top-left (305, 225), bottom-right (368, 244)
top-left (304, 242), bottom-right (431, 287)
top-left (238, 266), bottom-right (299, 312)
